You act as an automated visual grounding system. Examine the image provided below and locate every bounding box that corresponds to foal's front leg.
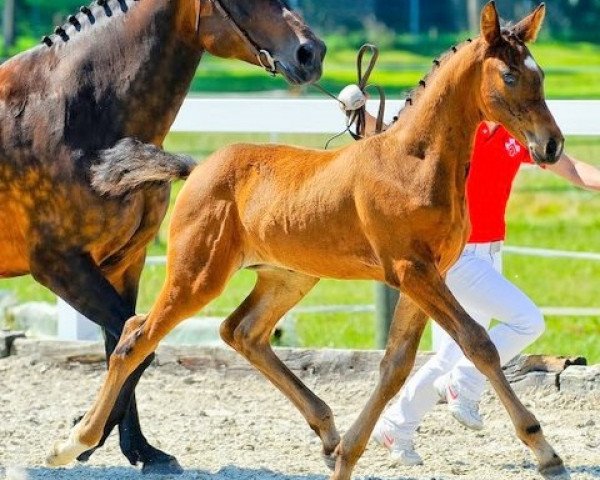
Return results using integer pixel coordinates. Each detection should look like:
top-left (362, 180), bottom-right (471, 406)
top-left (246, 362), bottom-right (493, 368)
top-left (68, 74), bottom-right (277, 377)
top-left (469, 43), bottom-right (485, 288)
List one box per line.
top-left (331, 288), bottom-right (427, 480)
top-left (383, 260), bottom-right (567, 479)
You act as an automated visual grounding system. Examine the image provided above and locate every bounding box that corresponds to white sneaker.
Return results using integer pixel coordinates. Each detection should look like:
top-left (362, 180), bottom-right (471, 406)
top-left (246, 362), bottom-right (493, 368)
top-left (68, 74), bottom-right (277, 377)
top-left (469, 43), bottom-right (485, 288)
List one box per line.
top-left (434, 375), bottom-right (484, 431)
top-left (434, 373), bottom-right (450, 404)
top-left (372, 421), bottom-right (423, 466)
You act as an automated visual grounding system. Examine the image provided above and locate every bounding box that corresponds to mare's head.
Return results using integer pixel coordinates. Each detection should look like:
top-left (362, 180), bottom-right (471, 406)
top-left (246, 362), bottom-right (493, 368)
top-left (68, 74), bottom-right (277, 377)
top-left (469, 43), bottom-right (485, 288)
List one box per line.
top-left (197, 0), bottom-right (325, 85)
top-left (477, 1), bottom-right (563, 164)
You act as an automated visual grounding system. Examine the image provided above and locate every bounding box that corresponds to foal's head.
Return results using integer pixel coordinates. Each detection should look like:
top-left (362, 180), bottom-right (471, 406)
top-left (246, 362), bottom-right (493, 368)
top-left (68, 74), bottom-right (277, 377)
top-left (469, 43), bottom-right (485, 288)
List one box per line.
top-left (477, 2), bottom-right (563, 164)
top-left (198, 0), bottom-right (325, 85)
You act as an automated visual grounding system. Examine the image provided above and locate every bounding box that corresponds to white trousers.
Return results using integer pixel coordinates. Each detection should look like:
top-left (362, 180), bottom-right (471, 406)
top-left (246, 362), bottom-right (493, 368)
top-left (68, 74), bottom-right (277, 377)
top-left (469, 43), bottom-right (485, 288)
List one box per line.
top-left (382, 242), bottom-right (545, 438)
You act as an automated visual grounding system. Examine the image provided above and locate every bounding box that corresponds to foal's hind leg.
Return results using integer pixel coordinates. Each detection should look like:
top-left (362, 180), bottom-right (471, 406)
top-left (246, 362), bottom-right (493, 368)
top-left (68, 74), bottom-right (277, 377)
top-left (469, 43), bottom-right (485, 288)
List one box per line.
top-left (77, 192), bottom-right (182, 473)
top-left (220, 268), bottom-right (340, 465)
top-left (34, 248), bottom-right (179, 472)
top-left (77, 251), bottom-right (181, 474)
top-left (47, 208), bottom-right (240, 467)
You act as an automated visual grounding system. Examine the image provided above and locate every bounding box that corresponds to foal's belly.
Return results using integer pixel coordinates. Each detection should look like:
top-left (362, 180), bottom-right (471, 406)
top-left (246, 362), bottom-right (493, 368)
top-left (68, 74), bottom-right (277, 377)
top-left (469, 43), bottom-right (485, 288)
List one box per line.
top-left (244, 219), bottom-right (384, 281)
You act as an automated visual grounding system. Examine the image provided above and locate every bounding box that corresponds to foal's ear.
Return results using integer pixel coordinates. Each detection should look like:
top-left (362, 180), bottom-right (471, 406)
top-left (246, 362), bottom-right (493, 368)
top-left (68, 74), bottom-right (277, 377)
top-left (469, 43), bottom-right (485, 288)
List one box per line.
top-left (480, 1), bottom-right (501, 45)
top-left (513, 3), bottom-right (546, 43)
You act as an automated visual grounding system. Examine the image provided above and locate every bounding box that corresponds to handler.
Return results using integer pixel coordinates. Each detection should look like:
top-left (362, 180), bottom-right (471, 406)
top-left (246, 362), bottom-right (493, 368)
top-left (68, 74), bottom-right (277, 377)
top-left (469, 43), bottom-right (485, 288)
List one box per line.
top-left (342, 99), bottom-right (600, 465)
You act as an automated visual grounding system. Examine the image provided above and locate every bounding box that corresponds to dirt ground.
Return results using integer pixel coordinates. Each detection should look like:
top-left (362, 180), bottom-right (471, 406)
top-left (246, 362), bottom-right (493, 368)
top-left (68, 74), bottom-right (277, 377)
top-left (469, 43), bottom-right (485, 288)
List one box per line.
top-left (0, 354), bottom-right (599, 480)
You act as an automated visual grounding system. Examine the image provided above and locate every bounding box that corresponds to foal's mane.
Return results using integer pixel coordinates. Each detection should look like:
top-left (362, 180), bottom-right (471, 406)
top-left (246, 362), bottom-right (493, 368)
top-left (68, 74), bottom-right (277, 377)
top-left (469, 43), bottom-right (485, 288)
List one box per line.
top-left (390, 38), bottom-right (475, 127)
top-left (390, 21), bottom-right (521, 127)
top-left (40, 0), bottom-right (137, 49)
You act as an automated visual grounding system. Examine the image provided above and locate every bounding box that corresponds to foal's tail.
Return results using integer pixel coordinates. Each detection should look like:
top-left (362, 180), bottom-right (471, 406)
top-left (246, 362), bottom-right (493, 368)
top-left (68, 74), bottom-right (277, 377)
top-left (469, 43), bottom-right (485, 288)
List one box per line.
top-left (91, 138), bottom-right (197, 196)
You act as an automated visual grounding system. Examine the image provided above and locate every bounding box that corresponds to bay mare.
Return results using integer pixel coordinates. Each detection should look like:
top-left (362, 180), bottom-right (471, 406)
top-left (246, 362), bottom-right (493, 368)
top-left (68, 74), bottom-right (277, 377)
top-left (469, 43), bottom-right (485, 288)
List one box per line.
top-left (48, 2), bottom-right (569, 480)
top-left (0, 0), bottom-right (324, 472)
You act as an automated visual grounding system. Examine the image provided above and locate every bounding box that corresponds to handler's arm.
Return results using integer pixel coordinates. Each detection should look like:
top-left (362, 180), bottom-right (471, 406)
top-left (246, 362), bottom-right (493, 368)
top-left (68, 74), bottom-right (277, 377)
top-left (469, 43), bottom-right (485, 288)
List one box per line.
top-left (546, 153), bottom-right (600, 191)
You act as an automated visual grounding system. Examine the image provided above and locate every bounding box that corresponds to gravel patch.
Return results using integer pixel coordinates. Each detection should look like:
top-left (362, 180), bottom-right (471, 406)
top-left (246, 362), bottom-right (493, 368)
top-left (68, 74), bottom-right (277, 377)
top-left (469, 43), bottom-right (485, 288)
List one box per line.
top-left (1, 355), bottom-right (598, 480)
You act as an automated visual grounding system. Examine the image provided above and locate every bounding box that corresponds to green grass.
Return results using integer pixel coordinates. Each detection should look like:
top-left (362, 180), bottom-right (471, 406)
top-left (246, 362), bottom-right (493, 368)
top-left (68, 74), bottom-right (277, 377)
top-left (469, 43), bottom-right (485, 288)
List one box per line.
top-left (189, 40), bottom-right (600, 99)
top-left (1, 134), bottom-right (599, 363)
top-left (4, 36), bottom-right (600, 97)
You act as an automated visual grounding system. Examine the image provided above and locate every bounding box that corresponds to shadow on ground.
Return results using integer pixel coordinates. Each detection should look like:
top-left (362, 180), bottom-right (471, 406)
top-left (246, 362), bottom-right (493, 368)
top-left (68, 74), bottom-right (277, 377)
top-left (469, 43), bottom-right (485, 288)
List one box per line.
top-left (3, 464), bottom-right (599, 480)
top-left (2, 466), bottom-right (331, 480)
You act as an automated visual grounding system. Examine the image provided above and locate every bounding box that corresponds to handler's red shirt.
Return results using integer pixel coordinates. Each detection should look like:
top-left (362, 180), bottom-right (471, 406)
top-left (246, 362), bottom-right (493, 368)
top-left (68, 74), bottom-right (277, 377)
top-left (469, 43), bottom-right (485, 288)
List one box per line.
top-left (467, 123), bottom-right (532, 243)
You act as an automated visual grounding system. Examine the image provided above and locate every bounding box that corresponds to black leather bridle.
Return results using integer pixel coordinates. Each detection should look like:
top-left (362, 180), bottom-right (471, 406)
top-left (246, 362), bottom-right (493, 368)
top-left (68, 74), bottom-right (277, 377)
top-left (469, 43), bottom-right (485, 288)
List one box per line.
top-left (197, 0), bottom-right (278, 75)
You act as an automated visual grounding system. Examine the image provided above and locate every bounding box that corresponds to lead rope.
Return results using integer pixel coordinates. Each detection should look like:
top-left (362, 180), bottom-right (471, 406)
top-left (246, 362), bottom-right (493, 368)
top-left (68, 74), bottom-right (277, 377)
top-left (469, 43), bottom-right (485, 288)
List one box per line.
top-left (351, 44), bottom-right (386, 139)
top-left (313, 44), bottom-right (387, 148)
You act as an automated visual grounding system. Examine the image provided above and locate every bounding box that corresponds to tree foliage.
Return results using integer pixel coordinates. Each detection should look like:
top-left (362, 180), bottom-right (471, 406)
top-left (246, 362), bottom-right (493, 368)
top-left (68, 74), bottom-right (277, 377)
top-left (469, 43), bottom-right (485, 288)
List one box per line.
top-left (2, 0), bottom-right (600, 44)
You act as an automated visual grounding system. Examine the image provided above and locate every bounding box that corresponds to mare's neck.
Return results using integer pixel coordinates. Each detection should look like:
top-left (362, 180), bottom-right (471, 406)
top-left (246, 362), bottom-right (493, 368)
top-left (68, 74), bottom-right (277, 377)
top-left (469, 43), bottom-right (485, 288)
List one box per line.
top-left (119, 0), bottom-right (203, 144)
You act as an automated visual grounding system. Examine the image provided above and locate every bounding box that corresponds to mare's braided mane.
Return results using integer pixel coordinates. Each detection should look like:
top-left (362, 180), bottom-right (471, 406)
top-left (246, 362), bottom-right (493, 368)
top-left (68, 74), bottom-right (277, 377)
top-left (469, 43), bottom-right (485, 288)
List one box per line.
top-left (41, 0), bottom-right (135, 47)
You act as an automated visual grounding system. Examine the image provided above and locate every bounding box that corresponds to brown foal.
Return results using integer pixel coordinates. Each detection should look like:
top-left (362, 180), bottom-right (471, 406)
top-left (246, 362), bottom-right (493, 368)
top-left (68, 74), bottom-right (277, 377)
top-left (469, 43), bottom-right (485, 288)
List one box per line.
top-left (49, 2), bottom-right (569, 479)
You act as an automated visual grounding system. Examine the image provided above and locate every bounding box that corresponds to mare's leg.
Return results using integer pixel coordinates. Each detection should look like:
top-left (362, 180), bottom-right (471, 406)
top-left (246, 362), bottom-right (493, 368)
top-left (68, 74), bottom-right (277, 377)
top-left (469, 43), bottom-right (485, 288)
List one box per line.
top-left (332, 284), bottom-right (427, 480)
top-left (80, 249), bottom-right (182, 473)
top-left (47, 204), bottom-right (240, 467)
top-left (30, 247), bottom-right (180, 473)
top-left (333, 258), bottom-right (566, 480)
top-left (219, 268), bottom-right (340, 464)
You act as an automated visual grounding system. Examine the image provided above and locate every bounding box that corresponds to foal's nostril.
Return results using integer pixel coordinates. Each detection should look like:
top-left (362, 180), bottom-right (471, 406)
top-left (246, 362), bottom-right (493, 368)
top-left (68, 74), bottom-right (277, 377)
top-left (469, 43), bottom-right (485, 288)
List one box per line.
top-left (296, 43), bottom-right (315, 67)
top-left (546, 138), bottom-right (558, 159)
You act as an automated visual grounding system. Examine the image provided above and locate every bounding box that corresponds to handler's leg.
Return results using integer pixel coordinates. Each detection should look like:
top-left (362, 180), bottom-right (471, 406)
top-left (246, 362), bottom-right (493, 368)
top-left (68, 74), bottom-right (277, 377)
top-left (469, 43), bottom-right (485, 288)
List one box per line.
top-left (376, 251), bottom-right (493, 459)
top-left (448, 259), bottom-right (545, 403)
top-left (333, 258), bottom-right (565, 480)
top-left (373, 328), bottom-right (467, 465)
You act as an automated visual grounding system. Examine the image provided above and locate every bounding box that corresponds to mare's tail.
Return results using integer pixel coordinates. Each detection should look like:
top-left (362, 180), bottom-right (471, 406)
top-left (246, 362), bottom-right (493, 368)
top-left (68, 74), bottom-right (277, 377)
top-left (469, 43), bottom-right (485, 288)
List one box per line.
top-left (91, 138), bottom-right (197, 196)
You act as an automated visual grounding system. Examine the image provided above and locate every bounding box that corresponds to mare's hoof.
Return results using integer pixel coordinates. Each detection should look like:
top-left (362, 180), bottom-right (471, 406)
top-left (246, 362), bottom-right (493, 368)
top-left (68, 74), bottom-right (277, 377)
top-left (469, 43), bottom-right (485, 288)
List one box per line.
top-left (142, 456), bottom-right (184, 475)
top-left (539, 463), bottom-right (571, 480)
top-left (77, 448), bottom-right (95, 463)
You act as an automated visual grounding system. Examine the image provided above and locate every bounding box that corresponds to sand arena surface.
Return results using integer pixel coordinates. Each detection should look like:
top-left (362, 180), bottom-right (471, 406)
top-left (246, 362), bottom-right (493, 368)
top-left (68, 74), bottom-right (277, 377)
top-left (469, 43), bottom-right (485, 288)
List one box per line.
top-left (0, 354), bottom-right (599, 480)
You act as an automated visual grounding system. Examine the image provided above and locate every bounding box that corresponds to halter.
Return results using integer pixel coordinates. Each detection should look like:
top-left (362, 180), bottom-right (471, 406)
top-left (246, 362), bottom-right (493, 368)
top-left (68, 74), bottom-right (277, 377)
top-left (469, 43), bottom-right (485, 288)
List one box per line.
top-left (196, 0), bottom-right (277, 75)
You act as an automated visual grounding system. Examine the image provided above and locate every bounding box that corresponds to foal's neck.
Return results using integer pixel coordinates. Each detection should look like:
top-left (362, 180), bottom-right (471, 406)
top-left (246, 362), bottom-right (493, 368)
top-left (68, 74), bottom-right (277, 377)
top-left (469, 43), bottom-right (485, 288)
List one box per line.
top-left (388, 40), bottom-right (485, 182)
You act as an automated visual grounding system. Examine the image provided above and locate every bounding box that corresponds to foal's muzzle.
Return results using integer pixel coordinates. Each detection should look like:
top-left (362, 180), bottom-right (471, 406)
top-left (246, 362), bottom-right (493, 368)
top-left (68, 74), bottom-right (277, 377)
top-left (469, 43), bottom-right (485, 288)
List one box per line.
top-left (527, 135), bottom-right (564, 165)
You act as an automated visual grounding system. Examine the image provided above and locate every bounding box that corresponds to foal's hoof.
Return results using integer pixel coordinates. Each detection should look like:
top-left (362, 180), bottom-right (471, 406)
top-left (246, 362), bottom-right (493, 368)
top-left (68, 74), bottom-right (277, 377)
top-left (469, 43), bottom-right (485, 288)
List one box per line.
top-left (539, 462), bottom-right (571, 480)
top-left (142, 456), bottom-right (184, 475)
top-left (46, 437), bottom-right (90, 467)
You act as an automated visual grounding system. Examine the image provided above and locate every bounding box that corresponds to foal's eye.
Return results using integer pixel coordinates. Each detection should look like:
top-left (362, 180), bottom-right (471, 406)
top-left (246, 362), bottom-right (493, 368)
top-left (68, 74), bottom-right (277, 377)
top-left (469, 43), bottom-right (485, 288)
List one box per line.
top-left (503, 72), bottom-right (517, 86)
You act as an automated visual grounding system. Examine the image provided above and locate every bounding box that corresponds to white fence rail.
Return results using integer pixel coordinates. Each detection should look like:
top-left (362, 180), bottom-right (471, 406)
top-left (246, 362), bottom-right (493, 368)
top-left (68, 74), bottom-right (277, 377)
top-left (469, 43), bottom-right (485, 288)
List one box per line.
top-left (58, 98), bottom-right (600, 340)
top-left (173, 98), bottom-right (600, 135)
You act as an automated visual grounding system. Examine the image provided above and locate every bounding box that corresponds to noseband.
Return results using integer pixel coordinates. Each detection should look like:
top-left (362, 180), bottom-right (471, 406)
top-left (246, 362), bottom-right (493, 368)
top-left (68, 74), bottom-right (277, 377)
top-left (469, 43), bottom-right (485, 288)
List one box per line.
top-left (198, 0), bottom-right (277, 75)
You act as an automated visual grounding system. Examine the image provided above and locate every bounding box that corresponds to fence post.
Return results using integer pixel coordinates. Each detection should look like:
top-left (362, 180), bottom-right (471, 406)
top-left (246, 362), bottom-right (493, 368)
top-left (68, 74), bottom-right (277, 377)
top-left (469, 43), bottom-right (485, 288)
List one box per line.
top-left (375, 283), bottom-right (399, 349)
top-left (3, 0), bottom-right (16, 56)
top-left (56, 298), bottom-right (102, 341)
